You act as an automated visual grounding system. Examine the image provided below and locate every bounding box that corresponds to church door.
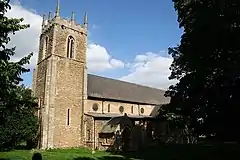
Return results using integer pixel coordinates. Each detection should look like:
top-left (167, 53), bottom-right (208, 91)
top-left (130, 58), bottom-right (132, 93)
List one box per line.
top-left (121, 126), bottom-right (131, 151)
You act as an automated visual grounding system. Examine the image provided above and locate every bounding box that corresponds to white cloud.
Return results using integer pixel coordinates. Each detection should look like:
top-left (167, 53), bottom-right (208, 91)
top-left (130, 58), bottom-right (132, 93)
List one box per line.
top-left (6, 1), bottom-right (42, 68)
top-left (110, 59), bottom-right (125, 68)
top-left (120, 52), bottom-right (178, 90)
top-left (86, 44), bottom-right (124, 72)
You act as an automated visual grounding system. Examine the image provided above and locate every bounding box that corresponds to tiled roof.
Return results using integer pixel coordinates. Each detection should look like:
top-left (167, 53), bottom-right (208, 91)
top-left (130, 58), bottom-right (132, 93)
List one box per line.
top-left (87, 74), bottom-right (170, 105)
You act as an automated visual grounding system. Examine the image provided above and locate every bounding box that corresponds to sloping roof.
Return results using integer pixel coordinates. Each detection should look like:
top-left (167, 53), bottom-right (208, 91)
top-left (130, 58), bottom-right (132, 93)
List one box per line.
top-left (100, 115), bottom-right (133, 134)
top-left (87, 74), bottom-right (170, 105)
top-left (85, 112), bottom-right (153, 119)
top-left (100, 123), bottom-right (119, 134)
top-left (150, 105), bottom-right (163, 116)
top-left (85, 112), bottom-right (120, 118)
top-left (100, 117), bottom-right (124, 134)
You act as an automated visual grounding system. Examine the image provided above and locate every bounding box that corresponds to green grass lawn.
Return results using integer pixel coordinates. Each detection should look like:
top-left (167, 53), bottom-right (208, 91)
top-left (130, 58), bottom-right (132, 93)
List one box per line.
top-left (0, 144), bottom-right (239, 160)
top-left (0, 148), bottom-right (132, 160)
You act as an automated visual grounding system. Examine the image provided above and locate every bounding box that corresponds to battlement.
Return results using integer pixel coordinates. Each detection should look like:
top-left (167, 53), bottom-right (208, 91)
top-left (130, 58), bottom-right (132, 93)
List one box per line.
top-left (41, 0), bottom-right (87, 35)
top-left (42, 16), bottom-right (87, 35)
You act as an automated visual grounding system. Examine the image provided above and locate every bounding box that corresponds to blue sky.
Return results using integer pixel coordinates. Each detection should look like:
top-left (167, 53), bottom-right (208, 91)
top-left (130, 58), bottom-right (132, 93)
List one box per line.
top-left (9, 0), bottom-right (182, 89)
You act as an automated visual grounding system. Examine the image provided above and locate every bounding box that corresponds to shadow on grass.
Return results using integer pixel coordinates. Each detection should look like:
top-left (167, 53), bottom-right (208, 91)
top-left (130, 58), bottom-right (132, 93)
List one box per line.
top-left (26, 144), bottom-right (239, 160)
top-left (0, 144), bottom-right (31, 152)
top-left (2, 144), bottom-right (239, 160)
top-left (117, 143), bottom-right (240, 160)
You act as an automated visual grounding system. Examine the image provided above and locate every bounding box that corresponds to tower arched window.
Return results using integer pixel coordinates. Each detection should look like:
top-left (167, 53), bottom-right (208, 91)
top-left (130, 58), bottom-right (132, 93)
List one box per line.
top-left (67, 36), bottom-right (75, 58)
top-left (43, 36), bottom-right (48, 59)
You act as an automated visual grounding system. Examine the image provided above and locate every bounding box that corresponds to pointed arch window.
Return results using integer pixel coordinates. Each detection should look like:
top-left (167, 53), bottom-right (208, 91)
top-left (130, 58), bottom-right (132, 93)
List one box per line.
top-left (45, 36), bottom-right (48, 51)
top-left (67, 36), bottom-right (75, 58)
top-left (43, 36), bottom-right (48, 59)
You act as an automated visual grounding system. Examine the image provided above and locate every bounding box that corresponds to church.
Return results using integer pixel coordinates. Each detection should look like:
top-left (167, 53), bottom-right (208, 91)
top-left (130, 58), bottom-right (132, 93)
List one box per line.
top-left (32, 0), bottom-right (170, 150)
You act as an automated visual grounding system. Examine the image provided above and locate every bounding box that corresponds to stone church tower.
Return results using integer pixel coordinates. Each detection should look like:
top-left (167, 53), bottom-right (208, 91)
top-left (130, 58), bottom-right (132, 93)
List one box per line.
top-left (32, 0), bottom-right (88, 149)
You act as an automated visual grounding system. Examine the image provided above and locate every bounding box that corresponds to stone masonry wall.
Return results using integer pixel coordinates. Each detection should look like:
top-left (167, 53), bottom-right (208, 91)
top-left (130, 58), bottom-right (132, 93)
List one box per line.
top-left (34, 59), bottom-right (47, 148)
top-left (94, 120), bottom-right (114, 150)
top-left (83, 115), bottom-right (113, 150)
top-left (33, 21), bottom-right (56, 148)
top-left (94, 120), bottom-right (107, 149)
top-left (52, 18), bottom-right (87, 148)
top-left (53, 18), bottom-right (87, 62)
top-left (32, 68), bottom-right (37, 95)
top-left (37, 26), bottom-right (54, 64)
top-left (85, 99), bottom-right (155, 116)
top-left (83, 115), bottom-right (94, 149)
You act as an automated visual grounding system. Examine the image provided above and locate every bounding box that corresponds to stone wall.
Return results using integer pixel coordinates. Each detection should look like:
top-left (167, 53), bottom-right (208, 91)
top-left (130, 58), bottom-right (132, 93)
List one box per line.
top-left (37, 24), bottom-right (54, 64)
top-left (51, 17), bottom-right (87, 148)
top-left (53, 17), bottom-right (87, 62)
top-left (83, 115), bottom-right (94, 148)
top-left (95, 120), bottom-right (109, 150)
top-left (53, 59), bottom-right (84, 148)
top-left (85, 99), bottom-right (155, 116)
top-left (83, 115), bottom-right (115, 150)
top-left (98, 136), bottom-right (115, 150)
top-left (34, 59), bottom-right (48, 148)
top-left (32, 68), bottom-right (37, 94)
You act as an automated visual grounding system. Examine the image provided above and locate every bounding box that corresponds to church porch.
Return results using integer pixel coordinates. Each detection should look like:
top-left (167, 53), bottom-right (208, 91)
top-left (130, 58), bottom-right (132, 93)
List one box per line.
top-left (83, 112), bottom-right (166, 151)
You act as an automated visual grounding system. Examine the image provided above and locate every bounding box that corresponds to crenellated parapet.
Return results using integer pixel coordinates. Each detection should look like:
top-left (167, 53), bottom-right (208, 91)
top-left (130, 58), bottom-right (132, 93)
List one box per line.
top-left (41, 0), bottom-right (88, 35)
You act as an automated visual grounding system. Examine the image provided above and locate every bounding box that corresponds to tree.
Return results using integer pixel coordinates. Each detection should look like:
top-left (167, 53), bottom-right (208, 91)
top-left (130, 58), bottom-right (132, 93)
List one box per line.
top-left (165, 0), bottom-right (240, 142)
top-left (0, 0), bottom-right (38, 149)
